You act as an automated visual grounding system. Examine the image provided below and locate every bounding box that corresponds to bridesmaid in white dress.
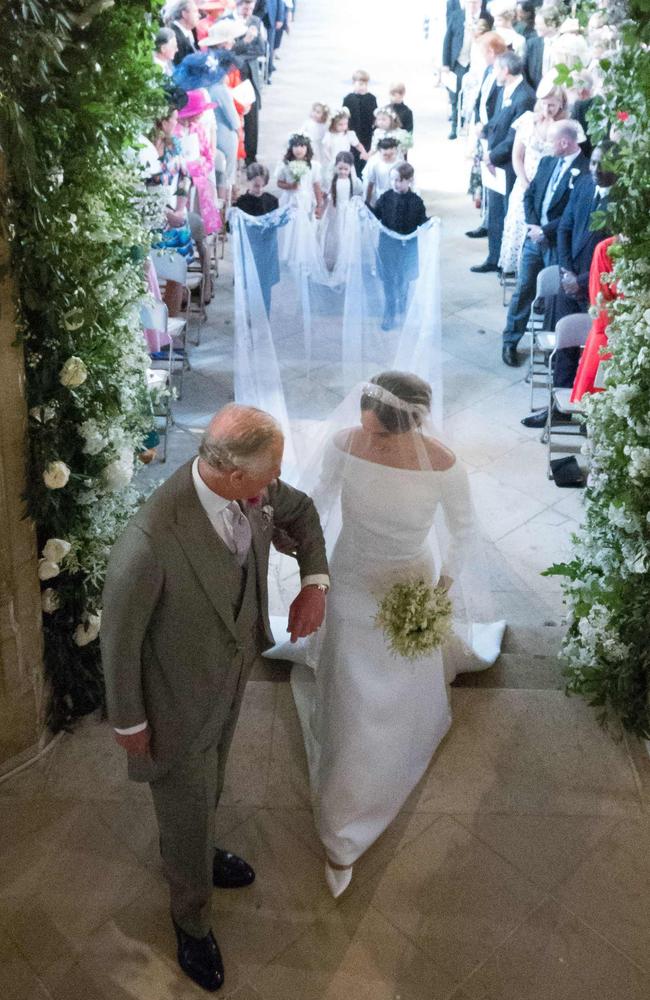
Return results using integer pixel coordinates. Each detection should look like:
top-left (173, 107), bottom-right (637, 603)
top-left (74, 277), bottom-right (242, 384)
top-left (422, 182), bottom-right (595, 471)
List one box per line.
top-left (320, 151), bottom-right (363, 272)
top-left (271, 372), bottom-right (504, 897)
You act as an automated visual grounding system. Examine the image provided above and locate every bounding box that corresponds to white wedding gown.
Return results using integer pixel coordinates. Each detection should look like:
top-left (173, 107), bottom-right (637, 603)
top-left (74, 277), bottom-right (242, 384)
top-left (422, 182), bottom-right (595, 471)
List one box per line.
top-left (272, 448), bottom-right (483, 867)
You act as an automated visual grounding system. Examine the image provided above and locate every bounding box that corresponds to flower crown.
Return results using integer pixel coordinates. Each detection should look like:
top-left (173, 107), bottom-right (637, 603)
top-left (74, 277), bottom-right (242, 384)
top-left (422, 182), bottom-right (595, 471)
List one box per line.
top-left (288, 133), bottom-right (311, 147)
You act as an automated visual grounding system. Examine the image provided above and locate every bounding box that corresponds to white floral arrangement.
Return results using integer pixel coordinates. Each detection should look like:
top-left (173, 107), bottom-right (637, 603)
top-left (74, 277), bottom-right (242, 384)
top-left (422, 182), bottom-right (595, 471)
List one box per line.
top-left (288, 160), bottom-right (310, 183)
top-left (375, 578), bottom-right (452, 660)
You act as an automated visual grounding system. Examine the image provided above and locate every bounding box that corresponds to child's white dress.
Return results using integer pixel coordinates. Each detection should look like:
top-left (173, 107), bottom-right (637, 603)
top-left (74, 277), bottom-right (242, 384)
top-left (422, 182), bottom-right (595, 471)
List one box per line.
top-left (275, 159), bottom-right (321, 215)
top-left (320, 175), bottom-right (363, 272)
top-left (322, 129), bottom-right (362, 177)
top-left (363, 156), bottom-right (402, 207)
top-left (300, 119), bottom-right (328, 167)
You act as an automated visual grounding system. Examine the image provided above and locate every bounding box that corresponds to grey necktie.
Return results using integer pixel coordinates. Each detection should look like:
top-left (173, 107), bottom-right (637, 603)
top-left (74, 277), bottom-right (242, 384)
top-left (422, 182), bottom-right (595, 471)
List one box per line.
top-left (541, 160), bottom-right (564, 225)
top-left (228, 501), bottom-right (252, 566)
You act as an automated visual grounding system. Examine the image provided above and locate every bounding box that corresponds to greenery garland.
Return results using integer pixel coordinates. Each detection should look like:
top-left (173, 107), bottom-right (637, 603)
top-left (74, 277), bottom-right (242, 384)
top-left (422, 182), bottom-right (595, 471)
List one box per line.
top-left (0, 0), bottom-right (165, 730)
top-left (547, 0), bottom-right (650, 738)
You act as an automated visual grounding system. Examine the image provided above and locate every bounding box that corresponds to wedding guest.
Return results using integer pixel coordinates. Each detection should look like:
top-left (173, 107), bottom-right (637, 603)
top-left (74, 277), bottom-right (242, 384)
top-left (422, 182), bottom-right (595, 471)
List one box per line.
top-left (166, 0), bottom-right (200, 64)
top-left (514, 0), bottom-right (536, 40)
top-left (199, 19), bottom-right (248, 200)
top-left (500, 119), bottom-right (588, 366)
top-left (363, 137), bottom-right (401, 208)
top-left (555, 141), bottom-right (617, 322)
top-left (276, 133), bottom-right (324, 219)
top-left (372, 162), bottom-right (427, 330)
top-left (499, 80), bottom-right (574, 275)
top-left (465, 29), bottom-right (507, 239)
top-left (524, 5), bottom-right (563, 89)
top-left (389, 82), bottom-right (414, 135)
top-left (196, 0), bottom-right (229, 42)
top-left (102, 404), bottom-right (328, 991)
top-left (342, 70), bottom-right (378, 175)
top-left (442, 0), bottom-right (482, 140)
top-left (321, 151), bottom-right (363, 272)
top-left (154, 27), bottom-right (179, 76)
top-left (227, 0), bottom-right (267, 165)
top-left (234, 163), bottom-right (280, 314)
top-left (491, 0), bottom-right (526, 56)
top-left (470, 49), bottom-right (535, 274)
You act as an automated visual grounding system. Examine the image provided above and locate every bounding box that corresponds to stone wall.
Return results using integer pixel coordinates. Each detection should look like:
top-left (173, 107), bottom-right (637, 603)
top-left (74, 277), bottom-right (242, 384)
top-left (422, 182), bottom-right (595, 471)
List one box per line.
top-left (0, 154), bottom-right (45, 771)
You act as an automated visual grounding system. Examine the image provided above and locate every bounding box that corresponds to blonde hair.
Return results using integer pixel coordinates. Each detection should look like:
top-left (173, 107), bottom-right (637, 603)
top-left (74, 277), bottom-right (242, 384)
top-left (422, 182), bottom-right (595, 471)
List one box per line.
top-left (389, 82), bottom-right (406, 96)
top-left (535, 85), bottom-right (568, 119)
top-left (329, 108), bottom-right (351, 132)
top-left (352, 69), bottom-right (370, 82)
top-left (311, 101), bottom-right (330, 121)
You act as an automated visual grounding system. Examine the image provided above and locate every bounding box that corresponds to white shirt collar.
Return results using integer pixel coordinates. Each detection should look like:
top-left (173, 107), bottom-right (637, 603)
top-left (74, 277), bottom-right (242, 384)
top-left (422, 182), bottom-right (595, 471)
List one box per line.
top-left (503, 76), bottom-right (522, 101)
top-left (192, 457), bottom-right (231, 517)
top-left (595, 185), bottom-right (611, 198)
top-left (562, 150), bottom-right (581, 166)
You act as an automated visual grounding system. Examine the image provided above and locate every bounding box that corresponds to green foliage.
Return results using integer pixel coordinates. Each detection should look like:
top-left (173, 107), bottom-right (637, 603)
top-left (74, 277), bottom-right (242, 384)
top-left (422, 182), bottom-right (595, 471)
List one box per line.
top-left (547, 4), bottom-right (650, 738)
top-left (0, 0), bottom-right (166, 730)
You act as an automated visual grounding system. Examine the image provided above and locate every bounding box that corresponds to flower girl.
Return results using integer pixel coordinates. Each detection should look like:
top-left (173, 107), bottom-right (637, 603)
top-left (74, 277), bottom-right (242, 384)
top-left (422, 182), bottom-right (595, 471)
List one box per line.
top-left (322, 109), bottom-right (368, 179)
top-left (321, 151), bottom-right (363, 272)
top-left (370, 106), bottom-right (411, 156)
top-left (275, 133), bottom-right (324, 219)
top-left (300, 101), bottom-right (330, 167)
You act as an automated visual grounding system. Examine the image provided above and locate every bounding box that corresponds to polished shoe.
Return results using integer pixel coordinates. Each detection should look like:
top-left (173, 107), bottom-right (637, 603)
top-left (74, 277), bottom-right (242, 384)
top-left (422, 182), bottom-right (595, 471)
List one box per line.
top-left (381, 312), bottom-right (395, 331)
top-left (173, 920), bottom-right (224, 992)
top-left (213, 849), bottom-right (255, 889)
top-left (325, 862), bottom-right (353, 898)
top-left (521, 406), bottom-right (573, 428)
top-left (448, 129), bottom-right (457, 140)
top-left (470, 261), bottom-right (499, 274)
top-left (465, 226), bottom-right (488, 238)
top-left (502, 345), bottom-right (522, 367)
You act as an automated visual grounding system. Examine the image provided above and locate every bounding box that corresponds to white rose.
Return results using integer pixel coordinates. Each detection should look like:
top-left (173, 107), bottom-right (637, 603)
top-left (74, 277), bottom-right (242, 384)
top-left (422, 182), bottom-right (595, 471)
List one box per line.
top-left (43, 461), bottom-right (71, 489)
top-left (38, 559), bottom-right (60, 581)
top-left (103, 447), bottom-right (134, 492)
top-left (59, 356), bottom-right (88, 388)
top-left (73, 612), bottom-right (102, 647)
top-left (42, 538), bottom-right (71, 563)
top-left (41, 588), bottom-right (61, 613)
top-left (80, 419), bottom-right (109, 456)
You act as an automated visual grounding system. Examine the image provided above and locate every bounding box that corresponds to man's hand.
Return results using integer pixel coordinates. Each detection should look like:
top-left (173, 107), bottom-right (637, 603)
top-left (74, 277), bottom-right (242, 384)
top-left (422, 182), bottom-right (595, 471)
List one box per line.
top-left (114, 725), bottom-right (151, 756)
top-left (561, 270), bottom-right (579, 297)
top-left (527, 225), bottom-right (544, 243)
top-left (275, 19), bottom-right (283, 29)
top-left (244, 26), bottom-right (258, 43)
top-left (484, 156), bottom-right (496, 176)
top-left (287, 586), bottom-right (326, 642)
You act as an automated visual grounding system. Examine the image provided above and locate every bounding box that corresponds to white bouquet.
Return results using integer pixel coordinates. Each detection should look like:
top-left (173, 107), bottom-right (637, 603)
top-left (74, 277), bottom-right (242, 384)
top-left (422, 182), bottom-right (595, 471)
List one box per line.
top-left (375, 577), bottom-right (452, 659)
top-left (288, 160), bottom-right (310, 183)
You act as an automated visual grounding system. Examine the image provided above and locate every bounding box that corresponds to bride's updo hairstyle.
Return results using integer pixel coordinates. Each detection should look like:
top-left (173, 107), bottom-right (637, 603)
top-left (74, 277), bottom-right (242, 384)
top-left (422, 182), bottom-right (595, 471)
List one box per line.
top-left (361, 371), bottom-right (432, 433)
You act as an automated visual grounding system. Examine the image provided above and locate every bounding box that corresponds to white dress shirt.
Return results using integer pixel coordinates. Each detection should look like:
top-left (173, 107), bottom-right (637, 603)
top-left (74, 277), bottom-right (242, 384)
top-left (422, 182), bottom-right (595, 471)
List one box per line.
top-left (115, 458), bottom-right (329, 735)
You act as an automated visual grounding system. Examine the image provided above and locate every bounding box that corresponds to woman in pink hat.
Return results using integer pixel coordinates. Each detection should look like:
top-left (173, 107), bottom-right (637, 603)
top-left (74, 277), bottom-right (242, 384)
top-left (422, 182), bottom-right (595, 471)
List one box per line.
top-left (176, 88), bottom-right (223, 234)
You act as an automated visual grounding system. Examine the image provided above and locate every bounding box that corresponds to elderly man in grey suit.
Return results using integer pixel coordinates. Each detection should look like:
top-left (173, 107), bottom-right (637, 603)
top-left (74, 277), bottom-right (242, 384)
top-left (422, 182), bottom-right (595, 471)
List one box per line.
top-left (101, 404), bottom-right (328, 992)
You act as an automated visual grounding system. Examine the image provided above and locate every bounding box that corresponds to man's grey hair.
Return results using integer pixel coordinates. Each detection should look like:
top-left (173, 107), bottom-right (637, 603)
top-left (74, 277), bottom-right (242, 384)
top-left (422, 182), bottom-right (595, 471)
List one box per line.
top-left (495, 50), bottom-right (524, 77)
top-left (164, 0), bottom-right (194, 25)
top-left (552, 120), bottom-right (581, 143)
top-left (199, 404), bottom-right (282, 473)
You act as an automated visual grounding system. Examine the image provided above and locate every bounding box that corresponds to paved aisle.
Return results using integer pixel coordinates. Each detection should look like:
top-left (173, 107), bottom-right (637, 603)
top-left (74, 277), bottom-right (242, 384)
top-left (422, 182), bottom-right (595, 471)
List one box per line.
top-left (2, 5), bottom-right (649, 1000)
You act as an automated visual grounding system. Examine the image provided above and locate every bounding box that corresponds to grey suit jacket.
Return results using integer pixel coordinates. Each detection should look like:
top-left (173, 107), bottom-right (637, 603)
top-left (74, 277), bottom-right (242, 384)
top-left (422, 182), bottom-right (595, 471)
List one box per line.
top-left (101, 460), bottom-right (328, 772)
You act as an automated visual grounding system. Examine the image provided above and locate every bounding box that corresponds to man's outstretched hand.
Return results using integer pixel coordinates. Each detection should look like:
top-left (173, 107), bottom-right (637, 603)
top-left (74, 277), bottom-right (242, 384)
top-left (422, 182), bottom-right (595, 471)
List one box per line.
top-left (287, 586), bottom-right (326, 642)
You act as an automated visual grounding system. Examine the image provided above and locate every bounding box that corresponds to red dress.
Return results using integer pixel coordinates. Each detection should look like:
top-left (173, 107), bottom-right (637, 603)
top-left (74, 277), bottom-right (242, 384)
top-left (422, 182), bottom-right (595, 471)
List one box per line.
top-left (570, 236), bottom-right (617, 403)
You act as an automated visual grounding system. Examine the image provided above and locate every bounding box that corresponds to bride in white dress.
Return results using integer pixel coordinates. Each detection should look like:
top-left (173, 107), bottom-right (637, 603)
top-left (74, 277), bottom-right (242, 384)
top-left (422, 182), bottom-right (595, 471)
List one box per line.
top-left (269, 372), bottom-right (504, 896)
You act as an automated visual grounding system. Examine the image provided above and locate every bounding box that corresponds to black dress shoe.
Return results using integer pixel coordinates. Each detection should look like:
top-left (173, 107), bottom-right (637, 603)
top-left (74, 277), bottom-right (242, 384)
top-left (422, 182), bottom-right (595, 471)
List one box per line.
top-left (173, 920), bottom-right (224, 992)
top-left (470, 261), bottom-right (499, 274)
top-left (448, 129), bottom-right (457, 140)
top-left (213, 849), bottom-right (255, 889)
top-left (521, 406), bottom-right (573, 428)
top-left (502, 345), bottom-right (522, 367)
top-left (465, 226), bottom-right (488, 238)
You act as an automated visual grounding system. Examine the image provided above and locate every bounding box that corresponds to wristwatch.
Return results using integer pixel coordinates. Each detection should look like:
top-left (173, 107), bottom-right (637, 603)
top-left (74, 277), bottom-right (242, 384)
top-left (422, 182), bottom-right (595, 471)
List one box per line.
top-left (306, 583), bottom-right (329, 594)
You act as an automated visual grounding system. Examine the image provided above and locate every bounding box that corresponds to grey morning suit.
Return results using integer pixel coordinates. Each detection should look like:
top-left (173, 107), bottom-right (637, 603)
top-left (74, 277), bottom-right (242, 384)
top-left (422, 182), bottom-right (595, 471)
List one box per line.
top-left (101, 460), bottom-right (327, 936)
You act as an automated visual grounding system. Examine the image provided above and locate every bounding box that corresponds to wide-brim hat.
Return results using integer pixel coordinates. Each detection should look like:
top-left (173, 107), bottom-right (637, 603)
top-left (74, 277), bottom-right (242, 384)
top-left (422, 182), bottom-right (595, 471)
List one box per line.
top-left (177, 88), bottom-right (218, 118)
top-left (198, 18), bottom-right (247, 47)
top-left (200, 1), bottom-right (228, 9)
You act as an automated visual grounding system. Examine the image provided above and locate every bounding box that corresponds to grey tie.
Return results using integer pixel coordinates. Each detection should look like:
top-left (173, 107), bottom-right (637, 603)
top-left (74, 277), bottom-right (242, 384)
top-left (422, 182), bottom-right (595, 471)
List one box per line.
top-left (228, 501), bottom-right (252, 566)
top-left (541, 160), bottom-right (563, 225)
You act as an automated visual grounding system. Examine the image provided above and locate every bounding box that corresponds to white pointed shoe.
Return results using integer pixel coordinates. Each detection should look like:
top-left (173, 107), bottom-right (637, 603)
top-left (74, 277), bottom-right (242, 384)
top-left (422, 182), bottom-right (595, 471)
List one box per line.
top-left (325, 862), bottom-right (353, 898)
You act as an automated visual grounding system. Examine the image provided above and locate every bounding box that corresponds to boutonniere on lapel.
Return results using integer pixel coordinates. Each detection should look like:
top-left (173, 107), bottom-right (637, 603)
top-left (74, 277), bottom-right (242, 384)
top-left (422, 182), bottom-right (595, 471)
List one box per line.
top-left (503, 97), bottom-right (512, 108)
top-left (244, 491), bottom-right (274, 529)
top-left (568, 167), bottom-right (581, 190)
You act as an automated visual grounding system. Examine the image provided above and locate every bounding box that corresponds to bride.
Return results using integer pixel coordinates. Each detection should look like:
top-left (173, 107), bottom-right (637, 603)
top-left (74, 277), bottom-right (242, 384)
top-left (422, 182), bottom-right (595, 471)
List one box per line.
top-left (268, 370), bottom-right (505, 897)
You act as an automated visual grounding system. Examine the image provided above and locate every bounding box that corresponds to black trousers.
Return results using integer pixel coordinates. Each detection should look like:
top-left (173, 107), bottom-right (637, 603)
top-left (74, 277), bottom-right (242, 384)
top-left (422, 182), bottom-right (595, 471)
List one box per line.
top-left (486, 188), bottom-right (505, 266)
top-left (447, 62), bottom-right (468, 132)
top-left (244, 102), bottom-right (259, 165)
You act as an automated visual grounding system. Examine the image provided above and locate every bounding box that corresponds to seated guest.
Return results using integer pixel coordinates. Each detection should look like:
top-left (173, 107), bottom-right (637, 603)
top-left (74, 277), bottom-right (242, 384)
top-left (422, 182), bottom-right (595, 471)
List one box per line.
top-left (523, 4), bottom-right (562, 90)
top-left (470, 49), bottom-right (535, 274)
top-left (501, 119), bottom-right (588, 366)
top-left (555, 140), bottom-right (617, 323)
top-left (521, 235), bottom-right (617, 427)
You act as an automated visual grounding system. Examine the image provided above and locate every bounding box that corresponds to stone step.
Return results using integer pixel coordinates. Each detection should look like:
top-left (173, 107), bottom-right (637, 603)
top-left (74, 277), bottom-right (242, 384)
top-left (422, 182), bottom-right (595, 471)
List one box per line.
top-left (453, 651), bottom-right (563, 690)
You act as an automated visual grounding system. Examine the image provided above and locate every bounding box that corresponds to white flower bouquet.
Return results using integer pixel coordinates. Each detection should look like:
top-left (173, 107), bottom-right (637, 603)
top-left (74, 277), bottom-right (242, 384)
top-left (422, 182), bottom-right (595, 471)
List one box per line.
top-left (375, 577), bottom-right (452, 659)
top-left (288, 160), bottom-right (310, 183)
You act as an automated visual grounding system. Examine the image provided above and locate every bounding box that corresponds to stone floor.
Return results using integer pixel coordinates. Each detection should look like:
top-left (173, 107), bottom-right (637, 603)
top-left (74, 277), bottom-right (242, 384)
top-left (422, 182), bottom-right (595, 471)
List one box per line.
top-left (2, 2), bottom-right (649, 998)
